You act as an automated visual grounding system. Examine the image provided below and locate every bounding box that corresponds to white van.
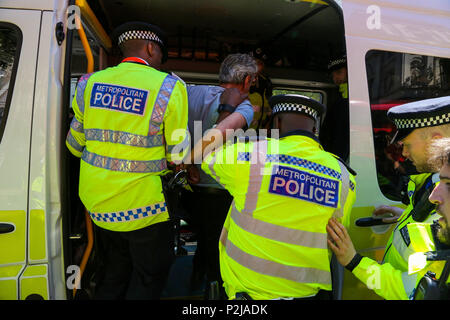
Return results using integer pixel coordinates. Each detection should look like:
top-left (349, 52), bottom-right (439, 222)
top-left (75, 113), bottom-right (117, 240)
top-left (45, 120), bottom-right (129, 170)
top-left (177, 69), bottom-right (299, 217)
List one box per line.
top-left (0, 0), bottom-right (448, 300)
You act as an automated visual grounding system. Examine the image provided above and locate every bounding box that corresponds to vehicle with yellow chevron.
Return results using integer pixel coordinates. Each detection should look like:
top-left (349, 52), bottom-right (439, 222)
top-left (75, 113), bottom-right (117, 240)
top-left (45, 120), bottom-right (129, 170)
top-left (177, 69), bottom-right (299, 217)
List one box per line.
top-left (0, 0), bottom-right (448, 300)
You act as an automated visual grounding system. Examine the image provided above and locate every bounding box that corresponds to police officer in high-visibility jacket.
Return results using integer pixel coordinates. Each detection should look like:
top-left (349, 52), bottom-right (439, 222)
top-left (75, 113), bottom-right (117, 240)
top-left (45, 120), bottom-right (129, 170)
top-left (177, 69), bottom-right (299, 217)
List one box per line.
top-left (327, 96), bottom-right (450, 300)
top-left (66, 21), bottom-right (189, 299)
top-left (201, 94), bottom-right (357, 300)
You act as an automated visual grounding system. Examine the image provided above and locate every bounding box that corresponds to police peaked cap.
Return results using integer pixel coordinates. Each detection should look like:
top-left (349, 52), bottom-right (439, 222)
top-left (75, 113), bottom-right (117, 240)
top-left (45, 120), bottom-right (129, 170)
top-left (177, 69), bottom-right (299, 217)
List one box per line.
top-left (327, 54), bottom-right (347, 72)
top-left (269, 94), bottom-right (326, 122)
top-left (387, 95), bottom-right (450, 143)
top-left (112, 21), bottom-right (168, 63)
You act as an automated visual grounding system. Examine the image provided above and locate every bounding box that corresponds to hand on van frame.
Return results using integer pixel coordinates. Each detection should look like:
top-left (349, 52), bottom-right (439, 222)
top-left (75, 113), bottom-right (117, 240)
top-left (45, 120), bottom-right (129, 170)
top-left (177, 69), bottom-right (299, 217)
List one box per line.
top-left (373, 205), bottom-right (404, 223)
top-left (326, 217), bottom-right (357, 267)
top-left (220, 87), bottom-right (248, 107)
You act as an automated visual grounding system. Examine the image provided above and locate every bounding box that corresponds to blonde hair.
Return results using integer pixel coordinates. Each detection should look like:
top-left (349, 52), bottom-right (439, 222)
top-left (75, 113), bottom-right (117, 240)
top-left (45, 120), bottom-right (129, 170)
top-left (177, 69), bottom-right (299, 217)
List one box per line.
top-left (428, 137), bottom-right (450, 171)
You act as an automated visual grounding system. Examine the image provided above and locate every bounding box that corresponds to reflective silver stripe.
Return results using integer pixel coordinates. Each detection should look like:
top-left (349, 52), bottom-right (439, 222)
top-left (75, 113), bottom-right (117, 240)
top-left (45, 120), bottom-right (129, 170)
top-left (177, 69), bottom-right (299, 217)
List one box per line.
top-left (82, 149), bottom-right (167, 173)
top-left (231, 204), bottom-right (327, 249)
top-left (66, 131), bottom-right (84, 152)
top-left (89, 202), bottom-right (167, 223)
top-left (402, 271), bottom-right (419, 299)
top-left (149, 75), bottom-right (178, 135)
top-left (242, 140), bottom-right (267, 215)
top-left (85, 128), bottom-right (164, 148)
top-left (70, 117), bottom-right (84, 133)
top-left (76, 73), bottom-right (94, 113)
top-left (222, 236), bottom-right (331, 285)
top-left (335, 161), bottom-right (350, 219)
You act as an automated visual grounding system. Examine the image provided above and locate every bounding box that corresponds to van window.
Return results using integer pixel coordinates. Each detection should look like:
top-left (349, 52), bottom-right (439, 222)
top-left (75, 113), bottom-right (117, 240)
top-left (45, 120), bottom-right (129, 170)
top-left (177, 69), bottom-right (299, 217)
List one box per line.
top-left (0, 23), bottom-right (22, 143)
top-left (366, 50), bottom-right (450, 201)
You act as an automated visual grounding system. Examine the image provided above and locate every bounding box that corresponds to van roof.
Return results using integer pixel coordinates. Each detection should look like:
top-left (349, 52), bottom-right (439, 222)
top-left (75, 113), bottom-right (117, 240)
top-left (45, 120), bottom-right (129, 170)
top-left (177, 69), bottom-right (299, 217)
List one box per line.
top-left (90, 0), bottom-right (345, 76)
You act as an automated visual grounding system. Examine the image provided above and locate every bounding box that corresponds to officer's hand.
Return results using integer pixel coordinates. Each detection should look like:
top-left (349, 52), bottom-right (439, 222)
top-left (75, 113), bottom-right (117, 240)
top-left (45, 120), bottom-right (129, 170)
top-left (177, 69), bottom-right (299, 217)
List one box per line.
top-left (220, 88), bottom-right (248, 107)
top-left (326, 218), bottom-right (356, 267)
top-left (373, 205), bottom-right (404, 223)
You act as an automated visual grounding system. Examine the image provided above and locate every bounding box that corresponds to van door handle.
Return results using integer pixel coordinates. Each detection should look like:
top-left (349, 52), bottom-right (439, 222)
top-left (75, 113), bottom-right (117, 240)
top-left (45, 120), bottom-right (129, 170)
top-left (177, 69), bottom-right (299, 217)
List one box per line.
top-left (355, 217), bottom-right (395, 227)
top-left (0, 223), bottom-right (15, 234)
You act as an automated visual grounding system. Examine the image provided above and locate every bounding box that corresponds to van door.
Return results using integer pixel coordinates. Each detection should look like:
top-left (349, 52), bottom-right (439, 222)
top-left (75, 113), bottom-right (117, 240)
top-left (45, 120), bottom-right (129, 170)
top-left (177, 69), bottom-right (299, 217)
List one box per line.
top-left (0, 8), bottom-right (41, 299)
top-left (341, 0), bottom-right (450, 299)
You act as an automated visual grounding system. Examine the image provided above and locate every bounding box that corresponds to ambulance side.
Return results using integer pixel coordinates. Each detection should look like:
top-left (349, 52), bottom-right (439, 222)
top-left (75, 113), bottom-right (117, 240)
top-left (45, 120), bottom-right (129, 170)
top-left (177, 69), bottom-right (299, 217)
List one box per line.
top-left (342, 0), bottom-right (450, 299)
top-left (0, 0), bottom-right (68, 300)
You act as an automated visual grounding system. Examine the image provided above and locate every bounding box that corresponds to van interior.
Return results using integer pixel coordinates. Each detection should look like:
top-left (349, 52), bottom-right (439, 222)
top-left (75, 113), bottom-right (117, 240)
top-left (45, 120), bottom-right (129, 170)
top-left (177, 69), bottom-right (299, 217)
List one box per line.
top-left (64, 0), bottom-right (348, 299)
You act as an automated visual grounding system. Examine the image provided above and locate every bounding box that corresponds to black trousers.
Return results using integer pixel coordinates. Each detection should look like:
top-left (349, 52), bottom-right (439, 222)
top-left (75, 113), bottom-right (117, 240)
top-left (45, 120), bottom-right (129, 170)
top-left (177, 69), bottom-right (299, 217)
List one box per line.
top-left (182, 186), bottom-right (233, 295)
top-left (93, 220), bottom-right (175, 300)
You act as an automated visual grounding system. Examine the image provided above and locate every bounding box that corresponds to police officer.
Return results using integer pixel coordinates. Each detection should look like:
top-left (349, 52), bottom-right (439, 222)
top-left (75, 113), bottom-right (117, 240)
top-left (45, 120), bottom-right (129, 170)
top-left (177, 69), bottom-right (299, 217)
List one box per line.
top-left (320, 54), bottom-right (350, 162)
top-left (248, 47), bottom-right (273, 131)
top-left (327, 96), bottom-right (450, 300)
top-left (66, 21), bottom-right (189, 299)
top-left (408, 138), bottom-right (450, 299)
top-left (201, 94), bottom-right (357, 300)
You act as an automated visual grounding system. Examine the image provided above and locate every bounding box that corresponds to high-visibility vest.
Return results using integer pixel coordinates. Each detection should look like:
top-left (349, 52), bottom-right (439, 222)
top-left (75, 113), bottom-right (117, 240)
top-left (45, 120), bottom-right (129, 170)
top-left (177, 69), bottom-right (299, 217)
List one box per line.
top-left (407, 222), bottom-right (449, 291)
top-left (202, 131), bottom-right (357, 299)
top-left (350, 174), bottom-right (440, 300)
top-left (351, 221), bottom-right (446, 300)
top-left (382, 173), bottom-right (439, 270)
top-left (66, 58), bottom-right (189, 232)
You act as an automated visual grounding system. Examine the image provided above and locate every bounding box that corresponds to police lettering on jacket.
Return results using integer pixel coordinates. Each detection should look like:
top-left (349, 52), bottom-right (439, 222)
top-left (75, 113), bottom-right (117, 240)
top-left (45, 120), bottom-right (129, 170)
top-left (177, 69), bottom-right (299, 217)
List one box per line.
top-left (90, 83), bottom-right (149, 115)
top-left (269, 165), bottom-right (339, 207)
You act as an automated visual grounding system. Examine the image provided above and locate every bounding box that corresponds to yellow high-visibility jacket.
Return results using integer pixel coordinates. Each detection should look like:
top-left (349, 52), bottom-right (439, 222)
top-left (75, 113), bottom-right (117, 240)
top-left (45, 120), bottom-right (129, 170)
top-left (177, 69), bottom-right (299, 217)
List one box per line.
top-left (352, 173), bottom-right (439, 299)
top-left (66, 60), bottom-right (189, 232)
top-left (353, 221), bottom-right (448, 300)
top-left (202, 130), bottom-right (357, 299)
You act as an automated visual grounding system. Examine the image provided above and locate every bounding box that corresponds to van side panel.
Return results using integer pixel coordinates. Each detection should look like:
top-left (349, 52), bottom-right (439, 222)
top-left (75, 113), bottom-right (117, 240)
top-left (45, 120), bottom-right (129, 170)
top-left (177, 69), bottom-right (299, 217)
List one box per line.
top-left (0, 8), bottom-right (41, 300)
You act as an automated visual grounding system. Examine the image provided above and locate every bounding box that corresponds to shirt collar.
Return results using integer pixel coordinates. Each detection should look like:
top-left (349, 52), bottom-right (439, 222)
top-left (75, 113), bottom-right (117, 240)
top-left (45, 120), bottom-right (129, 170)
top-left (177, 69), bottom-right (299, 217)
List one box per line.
top-left (279, 129), bottom-right (320, 143)
top-left (121, 57), bottom-right (150, 66)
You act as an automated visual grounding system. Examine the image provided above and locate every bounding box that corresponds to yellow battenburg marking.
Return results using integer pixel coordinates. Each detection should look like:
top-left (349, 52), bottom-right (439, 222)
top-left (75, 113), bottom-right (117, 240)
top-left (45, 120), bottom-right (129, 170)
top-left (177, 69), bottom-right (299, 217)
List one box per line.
top-left (0, 211), bottom-right (26, 265)
top-left (29, 209), bottom-right (46, 261)
top-left (0, 280), bottom-right (17, 300)
top-left (20, 264), bottom-right (48, 300)
top-left (0, 265), bottom-right (23, 300)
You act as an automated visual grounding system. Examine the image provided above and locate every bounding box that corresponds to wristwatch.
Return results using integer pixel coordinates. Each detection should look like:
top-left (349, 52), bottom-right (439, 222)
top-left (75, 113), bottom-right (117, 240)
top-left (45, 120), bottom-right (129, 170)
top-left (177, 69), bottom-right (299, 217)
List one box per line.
top-left (217, 103), bottom-right (236, 113)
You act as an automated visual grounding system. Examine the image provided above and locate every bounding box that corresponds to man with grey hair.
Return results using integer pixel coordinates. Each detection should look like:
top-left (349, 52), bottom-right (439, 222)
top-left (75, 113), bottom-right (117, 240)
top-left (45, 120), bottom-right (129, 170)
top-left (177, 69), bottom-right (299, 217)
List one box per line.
top-left (182, 53), bottom-right (257, 298)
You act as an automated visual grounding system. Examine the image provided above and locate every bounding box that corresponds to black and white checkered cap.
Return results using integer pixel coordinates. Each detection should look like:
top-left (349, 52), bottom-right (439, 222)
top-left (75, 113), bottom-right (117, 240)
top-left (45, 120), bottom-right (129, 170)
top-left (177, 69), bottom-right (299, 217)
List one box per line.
top-left (269, 94), bottom-right (326, 121)
top-left (112, 21), bottom-right (168, 62)
top-left (328, 54), bottom-right (347, 72)
top-left (388, 96), bottom-right (450, 142)
top-left (117, 30), bottom-right (162, 46)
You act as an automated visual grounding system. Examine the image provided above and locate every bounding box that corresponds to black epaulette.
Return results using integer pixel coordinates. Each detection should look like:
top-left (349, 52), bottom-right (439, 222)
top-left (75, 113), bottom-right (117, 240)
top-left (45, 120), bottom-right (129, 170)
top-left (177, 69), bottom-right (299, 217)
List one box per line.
top-left (332, 154), bottom-right (357, 176)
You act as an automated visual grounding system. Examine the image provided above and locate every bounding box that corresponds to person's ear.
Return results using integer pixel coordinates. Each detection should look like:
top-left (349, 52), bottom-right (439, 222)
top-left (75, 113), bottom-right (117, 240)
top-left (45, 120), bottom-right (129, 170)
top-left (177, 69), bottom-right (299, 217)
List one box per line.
top-left (147, 41), bottom-right (155, 57)
top-left (274, 116), bottom-right (282, 131)
top-left (244, 75), bottom-right (253, 91)
top-left (430, 131), bottom-right (443, 140)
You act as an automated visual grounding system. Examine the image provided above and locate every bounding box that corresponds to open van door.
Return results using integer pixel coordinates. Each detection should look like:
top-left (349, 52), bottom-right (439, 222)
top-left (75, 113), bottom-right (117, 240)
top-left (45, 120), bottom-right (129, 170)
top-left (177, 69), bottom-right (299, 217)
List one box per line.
top-left (341, 0), bottom-right (450, 299)
top-left (0, 8), bottom-right (43, 299)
